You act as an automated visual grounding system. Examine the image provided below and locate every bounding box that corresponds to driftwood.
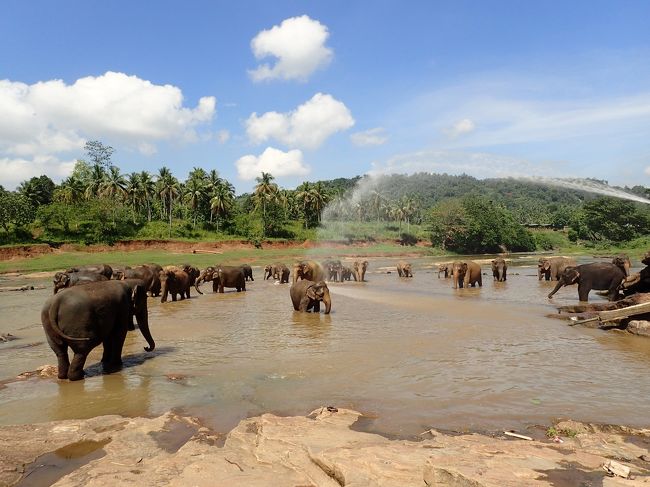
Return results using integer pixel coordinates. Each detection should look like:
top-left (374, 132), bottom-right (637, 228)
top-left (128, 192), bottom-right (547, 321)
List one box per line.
top-left (191, 249), bottom-right (223, 255)
top-left (566, 295), bottom-right (650, 327)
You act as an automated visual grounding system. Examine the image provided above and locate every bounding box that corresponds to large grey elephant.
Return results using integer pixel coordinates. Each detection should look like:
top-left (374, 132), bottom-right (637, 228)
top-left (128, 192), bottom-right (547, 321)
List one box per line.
top-left (195, 265), bottom-right (246, 293)
top-left (538, 257), bottom-right (576, 281)
top-left (290, 280), bottom-right (332, 314)
top-left (65, 264), bottom-right (113, 279)
top-left (41, 279), bottom-right (155, 381)
top-left (491, 258), bottom-right (507, 282)
top-left (547, 263), bottom-right (626, 302)
top-left (53, 271), bottom-right (109, 294)
top-left (122, 264), bottom-right (162, 297)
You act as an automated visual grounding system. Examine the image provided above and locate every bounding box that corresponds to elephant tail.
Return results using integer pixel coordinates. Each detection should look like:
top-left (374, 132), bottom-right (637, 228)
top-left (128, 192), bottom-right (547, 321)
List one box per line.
top-left (47, 305), bottom-right (91, 342)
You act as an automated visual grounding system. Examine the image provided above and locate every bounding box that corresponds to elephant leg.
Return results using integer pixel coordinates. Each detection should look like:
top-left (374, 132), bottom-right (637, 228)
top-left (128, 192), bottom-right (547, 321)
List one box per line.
top-left (105, 327), bottom-right (127, 373)
top-left (212, 280), bottom-right (218, 293)
top-left (577, 283), bottom-right (590, 302)
top-left (171, 293), bottom-right (177, 301)
top-left (68, 351), bottom-right (89, 381)
top-left (219, 284), bottom-right (224, 293)
top-left (250, 275), bottom-right (254, 281)
top-left (313, 301), bottom-right (320, 312)
top-left (47, 336), bottom-right (70, 379)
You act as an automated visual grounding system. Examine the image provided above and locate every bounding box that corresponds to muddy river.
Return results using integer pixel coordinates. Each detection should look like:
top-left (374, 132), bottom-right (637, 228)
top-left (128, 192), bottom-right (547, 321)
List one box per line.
top-left (1, 255), bottom-right (649, 437)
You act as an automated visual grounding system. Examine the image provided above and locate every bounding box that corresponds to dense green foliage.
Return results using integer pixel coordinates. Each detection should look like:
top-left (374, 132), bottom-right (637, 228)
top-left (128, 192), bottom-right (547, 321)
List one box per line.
top-left (1, 141), bottom-right (648, 254)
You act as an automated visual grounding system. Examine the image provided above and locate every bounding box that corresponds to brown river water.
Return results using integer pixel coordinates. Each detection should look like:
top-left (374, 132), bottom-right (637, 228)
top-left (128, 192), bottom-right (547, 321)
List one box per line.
top-left (1, 255), bottom-right (649, 438)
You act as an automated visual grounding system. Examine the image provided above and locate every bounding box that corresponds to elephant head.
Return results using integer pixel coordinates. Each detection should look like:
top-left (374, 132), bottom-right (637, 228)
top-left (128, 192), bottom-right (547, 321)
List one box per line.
top-left (53, 272), bottom-right (71, 294)
top-left (182, 264), bottom-right (200, 285)
top-left (264, 264), bottom-right (273, 280)
top-left (612, 255), bottom-right (631, 277)
top-left (194, 266), bottom-right (217, 295)
top-left (491, 258), bottom-right (507, 282)
top-left (292, 262), bottom-right (307, 284)
top-left (294, 280), bottom-right (331, 314)
top-left (538, 258), bottom-right (551, 280)
top-left (547, 266), bottom-right (580, 299)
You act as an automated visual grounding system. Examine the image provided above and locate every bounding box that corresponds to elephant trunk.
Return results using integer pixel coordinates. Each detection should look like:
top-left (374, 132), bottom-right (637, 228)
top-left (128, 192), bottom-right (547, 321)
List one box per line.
top-left (322, 289), bottom-right (332, 314)
top-left (160, 280), bottom-right (168, 303)
top-left (194, 272), bottom-right (205, 295)
top-left (547, 280), bottom-right (564, 299)
top-left (135, 308), bottom-right (155, 352)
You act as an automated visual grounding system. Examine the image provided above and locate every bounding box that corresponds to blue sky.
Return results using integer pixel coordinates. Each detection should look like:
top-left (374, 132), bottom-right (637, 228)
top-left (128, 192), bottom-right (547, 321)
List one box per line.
top-left (1, 0), bottom-right (649, 192)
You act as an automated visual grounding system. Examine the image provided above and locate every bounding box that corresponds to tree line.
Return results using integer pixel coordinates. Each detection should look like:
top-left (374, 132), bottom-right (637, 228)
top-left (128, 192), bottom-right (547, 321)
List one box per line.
top-left (1, 141), bottom-right (648, 252)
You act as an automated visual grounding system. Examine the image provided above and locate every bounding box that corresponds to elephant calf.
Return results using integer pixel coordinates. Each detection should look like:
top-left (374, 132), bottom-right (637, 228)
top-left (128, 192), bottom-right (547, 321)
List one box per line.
top-left (290, 280), bottom-right (331, 314)
top-left (491, 258), bottom-right (507, 282)
top-left (397, 261), bottom-right (413, 277)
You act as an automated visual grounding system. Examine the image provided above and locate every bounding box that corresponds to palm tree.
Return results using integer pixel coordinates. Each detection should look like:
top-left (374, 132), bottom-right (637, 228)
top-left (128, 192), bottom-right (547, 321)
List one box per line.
top-left (184, 177), bottom-right (206, 228)
top-left (210, 183), bottom-right (235, 232)
top-left (139, 171), bottom-right (156, 222)
top-left (309, 182), bottom-right (329, 223)
top-left (100, 166), bottom-right (127, 224)
top-left (295, 182), bottom-right (312, 228)
top-left (253, 172), bottom-right (278, 235)
top-left (84, 164), bottom-right (106, 200)
top-left (125, 172), bottom-right (142, 223)
top-left (370, 189), bottom-right (386, 222)
top-left (157, 166), bottom-right (179, 236)
top-left (55, 176), bottom-right (84, 204)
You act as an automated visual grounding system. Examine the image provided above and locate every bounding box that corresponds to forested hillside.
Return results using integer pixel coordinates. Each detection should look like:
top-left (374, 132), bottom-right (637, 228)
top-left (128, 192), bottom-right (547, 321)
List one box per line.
top-left (1, 141), bottom-right (649, 253)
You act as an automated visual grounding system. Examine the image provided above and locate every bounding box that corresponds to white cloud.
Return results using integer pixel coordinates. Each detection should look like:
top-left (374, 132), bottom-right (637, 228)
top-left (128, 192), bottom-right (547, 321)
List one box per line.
top-left (350, 127), bottom-right (388, 146)
top-left (645, 166), bottom-right (650, 177)
top-left (236, 147), bottom-right (309, 180)
top-left (444, 118), bottom-right (475, 137)
top-left (246, 93), bottom-right (354, 149)
top-left (249, 15), bottom-right (333, 82)
top-left (0, 72), bottom-right (216, 188)
top-left (0, 156), bottom-right (76, 189)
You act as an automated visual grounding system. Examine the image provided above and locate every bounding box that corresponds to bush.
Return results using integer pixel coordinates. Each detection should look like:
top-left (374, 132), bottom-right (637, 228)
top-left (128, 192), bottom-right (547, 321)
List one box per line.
top-left (400, 232), bottom-right (418, 246)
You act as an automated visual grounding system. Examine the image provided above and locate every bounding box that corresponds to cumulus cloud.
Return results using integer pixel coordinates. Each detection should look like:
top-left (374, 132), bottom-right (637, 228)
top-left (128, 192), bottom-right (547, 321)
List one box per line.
top-left (350, 127), bottom-right (388, 146)
top-left (444, 118), bottom-right (476, 137)
top-left (246, 93), bottom-right (354, 149)
top-left (0, 72), bottom-right (216, 188)
top-left (0, 156), bottom-right (76, 189)
top-left (236, 147), bottom-right (309, 180)
top-left (249, 15), bottom-right (333, 82)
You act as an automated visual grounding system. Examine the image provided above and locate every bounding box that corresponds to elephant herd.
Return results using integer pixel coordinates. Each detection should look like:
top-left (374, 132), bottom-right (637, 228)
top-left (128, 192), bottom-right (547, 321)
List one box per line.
top-left (41, 252), bottom-right (649, 382)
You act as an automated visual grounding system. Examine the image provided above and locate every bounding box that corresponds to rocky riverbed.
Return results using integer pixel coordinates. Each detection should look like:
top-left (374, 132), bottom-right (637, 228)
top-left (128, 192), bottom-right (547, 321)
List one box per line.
top-left (2, 407), bottom-right (650, 486)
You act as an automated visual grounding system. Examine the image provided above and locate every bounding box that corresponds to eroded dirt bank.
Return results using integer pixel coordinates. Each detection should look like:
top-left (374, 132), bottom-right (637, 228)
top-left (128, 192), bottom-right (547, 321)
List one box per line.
top-left (3, 407), bottom-right (650, 486)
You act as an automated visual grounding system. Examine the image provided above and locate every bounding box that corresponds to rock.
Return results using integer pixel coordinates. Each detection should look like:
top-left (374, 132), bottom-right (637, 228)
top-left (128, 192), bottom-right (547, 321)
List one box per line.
top-left (0, 333), bottom-right (17, 342)
top-left (627, 320), bottom-right (650, 337)
top-left (1, 410), bottom-right (650, 486)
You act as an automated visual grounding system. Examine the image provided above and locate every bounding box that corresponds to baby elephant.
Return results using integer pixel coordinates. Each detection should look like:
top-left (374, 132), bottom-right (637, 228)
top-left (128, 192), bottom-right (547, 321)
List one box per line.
top-left (290, 280), bottom-right (331, 314)
top-left (397, 261), bottom-right (413, 277)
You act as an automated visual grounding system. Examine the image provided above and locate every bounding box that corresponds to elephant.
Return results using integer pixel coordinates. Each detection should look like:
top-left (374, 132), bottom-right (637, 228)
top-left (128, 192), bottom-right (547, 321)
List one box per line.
top-left (41, 279), bottom-right (155, 381)
top-left (181, 264), bottom-right (201, 287)
top-left (122, 265), bottom-right (162, 297)
top-left (437, 264), bottom-right (451, 279)
top-left (538, 257), bottom-right (576, 281)
top-left (241, 264), bottom-right (254, 281)
top-left (292, 261), bottom-right (325, 284)
top-left (159, 266), bottom-right (190, 302)
top-left (195, 265), bottom-right (246, 294)
top-left (491, 258), bottom-right (507, 282)
top-left (612, 255), bottom-right (631, 277)
top-left (290, 280), bottom-right (332, 314)
top-left (621, 265), bottom-right (650, 295)
top-left (642, 251), bottom-right (650, 267)
top-left (547, 262), bottom-right (626, 302)
top-left (65, 264), bottom-right (113, 280)
top-left (53, 271), bottom-right (109, 294)
top-left (352, 261), bottom-right (369, 282)
top-left (277, 264), bottom-right (290, 284)
top-left (397, 261), bottom-right (413, 277)
top-left (453, 261), bottom-right (482, 288)
top-left (341, 266), bottom-right (353, 281)
top-left (323, 259), bottom-right (343, 282)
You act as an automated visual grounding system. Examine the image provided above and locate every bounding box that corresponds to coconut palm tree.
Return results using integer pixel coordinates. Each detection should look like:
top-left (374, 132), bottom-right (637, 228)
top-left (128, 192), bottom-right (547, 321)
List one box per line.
top-left (139, 171), bottom-right (156, 222)
top-left (157, 167), bottom-right (179, 236)
top-left (253, 172), bottom-right (278, 235)
top-left (55, 176), bottom-right (85, 204)
top-left (209, 183), bottom-right (235, 232)
top-left (184, 177), bottom-right (206, 228)
top-left (84, 164), bottom-right (106, 200)
top-left (309, 182), bottom-right (329, 223)
top-left (125, 172), bottom-right (142, 223)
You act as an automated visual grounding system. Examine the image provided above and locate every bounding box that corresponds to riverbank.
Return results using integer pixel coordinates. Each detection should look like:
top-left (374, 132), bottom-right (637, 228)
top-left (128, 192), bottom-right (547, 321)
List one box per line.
top-left (2, 406), bottom-right (649, 486)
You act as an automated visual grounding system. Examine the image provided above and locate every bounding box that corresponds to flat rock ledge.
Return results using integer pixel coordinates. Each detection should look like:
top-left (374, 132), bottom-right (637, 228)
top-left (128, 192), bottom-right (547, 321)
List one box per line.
top-left (2, 408), bottom-right (650, 486)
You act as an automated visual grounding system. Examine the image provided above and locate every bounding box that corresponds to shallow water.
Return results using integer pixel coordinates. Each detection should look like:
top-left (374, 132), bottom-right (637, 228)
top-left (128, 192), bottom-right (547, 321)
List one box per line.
top-left (1, 255), bottom-right (649, 437)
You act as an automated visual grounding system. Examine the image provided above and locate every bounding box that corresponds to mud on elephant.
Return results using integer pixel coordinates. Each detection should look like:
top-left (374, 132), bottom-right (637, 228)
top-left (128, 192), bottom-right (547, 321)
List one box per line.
top-left (290, 280), bottom-right (332, 314)
top-left (41, 279), bottom-right (155, 381)
top-left (547, 262), bottom-right (626, 302)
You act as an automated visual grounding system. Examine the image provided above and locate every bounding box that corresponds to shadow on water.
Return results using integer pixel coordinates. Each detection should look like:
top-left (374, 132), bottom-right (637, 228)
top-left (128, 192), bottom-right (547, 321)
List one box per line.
top-left (83, 346), bottom-right (176, 378)
top-left (16, 438), bottom-right (111, 487)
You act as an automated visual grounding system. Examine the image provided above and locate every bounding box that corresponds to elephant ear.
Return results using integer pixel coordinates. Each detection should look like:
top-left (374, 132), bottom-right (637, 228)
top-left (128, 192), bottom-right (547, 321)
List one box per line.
top-left (567, 269), bottom-right (580, 284)
top-left (306, 285), bottom-right (318, 300)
